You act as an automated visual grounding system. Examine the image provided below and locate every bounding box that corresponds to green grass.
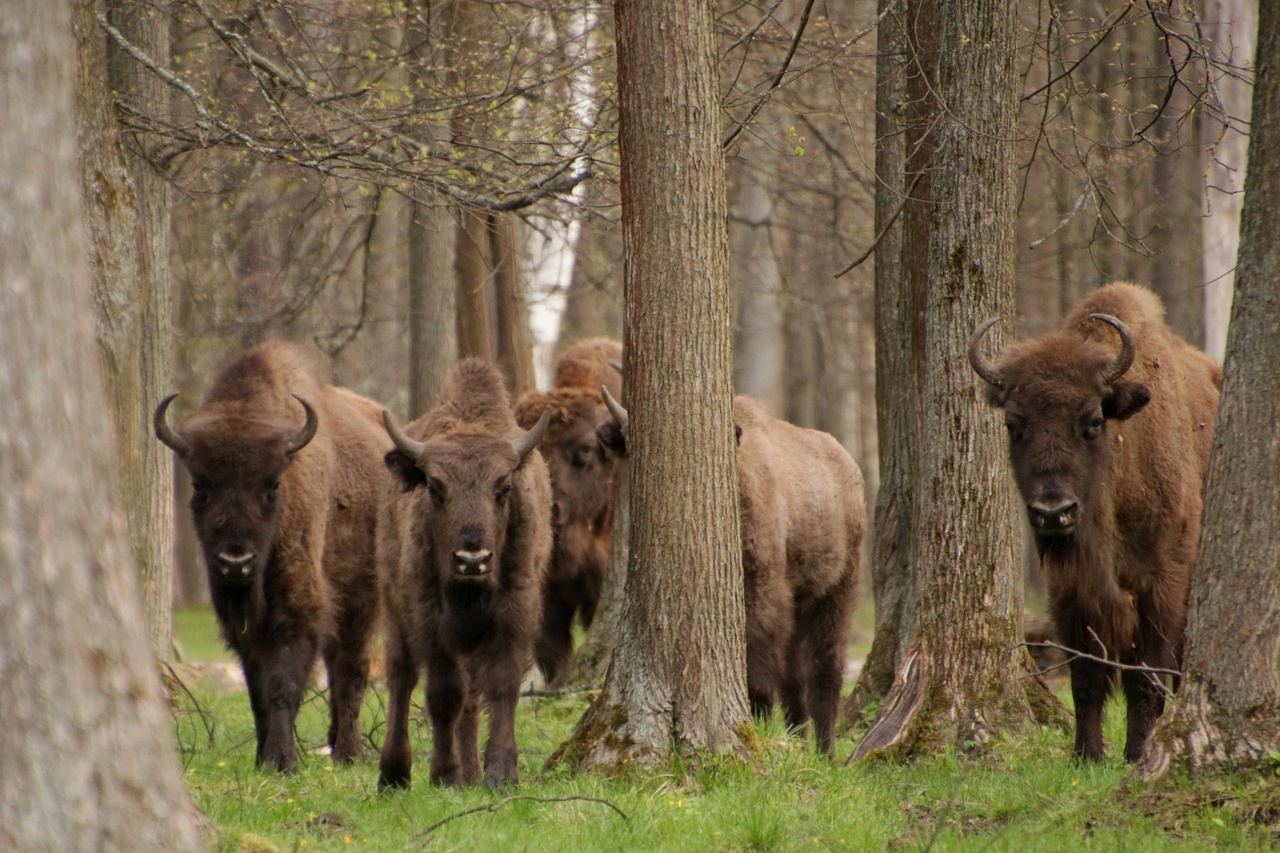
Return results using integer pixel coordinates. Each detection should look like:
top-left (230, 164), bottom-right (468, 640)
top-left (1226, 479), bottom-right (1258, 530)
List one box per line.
top-left (170, 607), bottom-right (1280, 852)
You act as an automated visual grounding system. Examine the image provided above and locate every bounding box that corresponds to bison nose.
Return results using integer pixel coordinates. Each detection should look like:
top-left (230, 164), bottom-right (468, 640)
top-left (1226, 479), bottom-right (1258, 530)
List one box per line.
top-left (215, 548), bottom-right (257, 578)
top-left (453, 549), bottom-right (493, 577)
top-left (1027, 500), bottom-right (1078, 535)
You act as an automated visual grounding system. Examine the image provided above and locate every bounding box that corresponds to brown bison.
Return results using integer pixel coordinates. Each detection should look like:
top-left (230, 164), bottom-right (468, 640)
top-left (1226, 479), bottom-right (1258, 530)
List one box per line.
top-left (154, 341), bottom-right (389, 773)
top-left (968, 282), bottom-right (1220, 762)
top-left (513, 338), bottom-right (624, 687)
top-left (598, 388), bottom-right (865, 759)
top-left (377, 359), bottom-right (553, 790)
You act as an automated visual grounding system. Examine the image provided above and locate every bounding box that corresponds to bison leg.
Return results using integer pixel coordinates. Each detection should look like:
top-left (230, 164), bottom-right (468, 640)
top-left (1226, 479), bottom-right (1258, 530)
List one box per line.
top-left (791, 573), bottom-right (857, 760)
top-left (535, 577), bottom-right (579, 688)
top-left (240, 657), bottom-right (270, 764)
top-left (425, 651), bottom-right (466, 786)
top-left (1067, 656), bottom-right (1110, 761)
top-left (259, 634), bottom-right (318, 774)
top-left (324, 603), bottom-right (375, 764)
top-left (1121, 601), bottom-right (1178, 762)
top-left (745, 558), bottom-right (791, 724)
top-left (457, 691), bottom-right (483, 786)
top-left (377, 630), bottom-right (419, 791)
top-left (481, 655), bottom-right (525, 789)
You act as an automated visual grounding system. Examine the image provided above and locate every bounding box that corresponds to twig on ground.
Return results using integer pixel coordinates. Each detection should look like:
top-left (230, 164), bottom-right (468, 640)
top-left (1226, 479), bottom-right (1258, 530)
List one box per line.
top-left (412, 795), bottom-right (628, 848)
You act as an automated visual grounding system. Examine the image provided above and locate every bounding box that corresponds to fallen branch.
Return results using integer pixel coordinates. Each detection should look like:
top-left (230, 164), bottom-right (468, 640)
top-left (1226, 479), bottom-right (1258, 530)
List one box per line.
top-left (413, 795), bottom-right (628, 848)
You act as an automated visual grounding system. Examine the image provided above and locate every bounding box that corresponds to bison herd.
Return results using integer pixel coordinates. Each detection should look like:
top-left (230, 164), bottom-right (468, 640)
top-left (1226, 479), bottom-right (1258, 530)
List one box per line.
top-left (155, 280), bottom-right (1220, 783)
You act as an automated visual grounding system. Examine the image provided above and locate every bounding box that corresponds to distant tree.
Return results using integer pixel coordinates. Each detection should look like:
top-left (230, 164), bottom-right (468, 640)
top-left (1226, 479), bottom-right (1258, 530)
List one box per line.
top-left (73, 0), bottom-right (175, 658)
top-left (549, 0), bottom-right (749, 769)
top-left (1139, 6), bottom-right (1280, 780)
top-left (0, 0), bottom-right (203, 846)
top-left (852, 0), bottom-right (1066, 760)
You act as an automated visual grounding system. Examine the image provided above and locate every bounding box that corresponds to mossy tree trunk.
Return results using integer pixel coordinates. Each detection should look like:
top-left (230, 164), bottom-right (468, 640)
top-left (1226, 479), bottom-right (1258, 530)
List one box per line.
top-left (852, 0), bottom-right (1066, 761)
top-left (549, 0), bottom-right (749, 771)
top-left (0, 0), bottom-right (203, 844)
top-left (1139, 10), bottom-right (1280, 780)
top-left (74, 0), bottom-right (174, 658)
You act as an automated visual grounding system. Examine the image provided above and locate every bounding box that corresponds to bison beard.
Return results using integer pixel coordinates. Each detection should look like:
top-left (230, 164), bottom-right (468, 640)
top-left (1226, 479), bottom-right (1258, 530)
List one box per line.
top-left (155, 341), bottom-right (389, 774)
top-left (377, 359), bottom-right (553, 790)
top-left (598, 387), bottom-right (865, 759)
top-left (969, 281), bottom-right (1220, 762)
top-left (513, 338), bottom-right (623, 688)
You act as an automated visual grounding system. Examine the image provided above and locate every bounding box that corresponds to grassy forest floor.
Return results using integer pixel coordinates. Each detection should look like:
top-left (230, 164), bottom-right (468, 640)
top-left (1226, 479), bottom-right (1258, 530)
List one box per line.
top-left (169, 605), bottom-right (1280, 852)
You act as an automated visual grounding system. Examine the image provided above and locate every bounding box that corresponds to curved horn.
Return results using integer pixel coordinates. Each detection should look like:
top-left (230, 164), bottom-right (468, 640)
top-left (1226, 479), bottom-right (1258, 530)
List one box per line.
top-left (1089, 313), bottom-right (1136, 384)
top-left (281, 395), bottom-right (319, 456)
top-left (511, 405), bottom-right (552, 464)
top-left (601, 384), bottom-right (629, 432)
top-left (967, 318), bottom-right (1005, 389)
top-left (153, 393), bottom-right (191, 458)
top-left (608, 360), bottom-right (623, 375)
top-left (382, 409), bottom-right (426, 462)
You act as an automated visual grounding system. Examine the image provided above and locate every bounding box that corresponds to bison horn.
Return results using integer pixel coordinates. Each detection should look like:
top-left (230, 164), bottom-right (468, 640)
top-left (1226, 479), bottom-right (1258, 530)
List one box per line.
top-left (382, 409), bottom-right (426, 463)
top-left (967, 318), bottom-right (1005, 389)
top-left (511, 406), bottom-right (552, 464)
top-left (153, 393), bottom-right (191, 458)
top-left (601, 384), bottom-right (629, 432)
top-left (1089, 313), bottom-right (1136, 384)
top-left (280, 395), bottom-right (319, 456)
top-left (608, 360), bottom-right (623, 375)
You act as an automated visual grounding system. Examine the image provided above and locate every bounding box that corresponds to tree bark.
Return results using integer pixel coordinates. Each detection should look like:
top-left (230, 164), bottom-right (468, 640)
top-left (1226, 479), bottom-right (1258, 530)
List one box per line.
top-left (73, 0), bottom-right (175, 659)
top-left (1140, 6), bottom-right (1280, 780)
top-left (549, 0), bottom-right (748, 770)
top-left (731, 177), bottom-right (786, 412)
top-left (408, 200), bottom-right (458, 414)
top-left (0, 1), bottom-right (203, 845)
top-left (1201, 0), bottom-right (1257, 362)
top-left (852, 0), bottom-right (1066, 760)
top-left (490, 211), bottom-right (537, 397)
top-left (844, 0), bottom-right (918, 719)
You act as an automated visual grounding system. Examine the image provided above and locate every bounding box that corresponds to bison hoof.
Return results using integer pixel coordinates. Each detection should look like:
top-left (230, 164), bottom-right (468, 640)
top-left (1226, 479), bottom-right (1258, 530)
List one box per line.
top-left (377, 769), bottom-right (410, 791)
top-left (484, 760), bottom-right (518, 790)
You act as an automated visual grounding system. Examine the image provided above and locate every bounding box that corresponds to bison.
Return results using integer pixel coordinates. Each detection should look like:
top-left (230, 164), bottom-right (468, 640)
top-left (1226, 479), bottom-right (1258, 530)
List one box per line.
top-left (154, 341), bottom-right (389, 773)
top-left (598, 388), bottom-right (865, 759)
top-left (968, 281), bottom-right (1220, 762)
top-left (513, 338), bottom-right (624, 687)
top-left (376, 359), bottom-right (553, 790)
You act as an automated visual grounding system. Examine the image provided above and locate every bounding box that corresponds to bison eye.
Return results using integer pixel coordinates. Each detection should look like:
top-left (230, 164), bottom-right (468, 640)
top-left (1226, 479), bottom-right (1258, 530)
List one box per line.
top-left (495, 482), bottom-right (513, 502)
top-left (1004, 419), bottom-right (1024, 442)
top-left (190, 488), bottom-right (209, 511)
top-left (1083, 417), bottom-right (1104, 440)
top-left (572, 445), bottom-right (595, 469)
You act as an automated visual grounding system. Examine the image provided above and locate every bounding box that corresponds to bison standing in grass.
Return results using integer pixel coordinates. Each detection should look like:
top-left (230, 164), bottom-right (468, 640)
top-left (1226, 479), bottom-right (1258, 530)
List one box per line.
top-left (513, 338), bottom-right (624, 687)
top-left (377, 359), bottom-right (552, 790)
top-left (154, 341), bottom-right (389, 773)
top-left (598, 389), bottom-right (865, 759)
top-left (968, 282), bottom-right (1220, 762)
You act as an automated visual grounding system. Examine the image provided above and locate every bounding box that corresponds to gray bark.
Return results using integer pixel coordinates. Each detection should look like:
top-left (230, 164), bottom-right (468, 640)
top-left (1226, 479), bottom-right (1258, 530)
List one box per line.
top-left (551, 0), bottom-right (747, 769)
top-left (1141, 3), bottom-right (1280, 779)
top-left (408, 200), bottom-right (458, 414)
top-left (731, 178), bottom-right (785, 411)
top-left (0, 0), bottom-right (203, 845)
top-left (74, 0), bottom-right (175, 659)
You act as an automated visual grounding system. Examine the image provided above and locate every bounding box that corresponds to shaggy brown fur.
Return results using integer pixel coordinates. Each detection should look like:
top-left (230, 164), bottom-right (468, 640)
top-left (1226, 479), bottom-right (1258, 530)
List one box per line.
top-left (513, 338), bottom-right (624, 686)
top-left (970, 282), bottom-right (1219, 762)
top-left (377, 359), bottom-right (553, 790)
top-left (154, 341), bottom-right (388, 773)
top-left (597, 392), bottom-right (865, 759)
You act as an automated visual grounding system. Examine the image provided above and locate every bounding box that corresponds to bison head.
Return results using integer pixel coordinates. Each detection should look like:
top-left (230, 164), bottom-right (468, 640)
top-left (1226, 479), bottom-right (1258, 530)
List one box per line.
top-left (969, 314), bottom-right (1151, 539)
top-left (382, 407), bottom-right (551, 597)
top-left (515, 391), bottom-right (621, 531)
top-left (154, 393), bottom-right (318, 586)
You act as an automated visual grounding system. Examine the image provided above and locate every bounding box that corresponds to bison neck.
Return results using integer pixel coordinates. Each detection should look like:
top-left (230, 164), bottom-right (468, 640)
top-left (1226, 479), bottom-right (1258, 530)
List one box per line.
top-left (210, 580), bottom-right (266, 654)
top-left (1037, 518), bottom-right (1138, 661)
top-left (442, 581), bottom-right (498, 650)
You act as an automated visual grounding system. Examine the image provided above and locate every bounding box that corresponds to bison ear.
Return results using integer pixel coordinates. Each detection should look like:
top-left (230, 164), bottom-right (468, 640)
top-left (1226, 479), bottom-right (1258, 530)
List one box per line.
top-left (596, 419), bottom-right (628, 459)
top-left (1103, 380), bottom-right (1151, 421)
top-left (385, 449), bottom-right (426, 492)
top-left (981, 383), bottom-right (1007, 409)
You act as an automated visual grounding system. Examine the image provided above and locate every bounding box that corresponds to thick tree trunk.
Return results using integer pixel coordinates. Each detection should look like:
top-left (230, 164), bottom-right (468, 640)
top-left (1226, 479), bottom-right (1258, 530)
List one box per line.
top-left (1140, 8), bottom-right (1280, 780)
top-left (844, 0), bottom-right (917, 720)
top-left (550, 0), bottom-right (748, 770)
top-left (853, 0), bottom-right (1066, 760)
top-left (1201, 0), bottom-right (1257, 362)
top-left (74, 0), bottom-right (175, 659)
top-left (490, 211), bottom-right (537, 397)
top-left (455, 206), bottom-right (497, 361)
top-left (408, 199), bottom-right (458, 414)
top-left (0, 1), bottom-right (203, 845)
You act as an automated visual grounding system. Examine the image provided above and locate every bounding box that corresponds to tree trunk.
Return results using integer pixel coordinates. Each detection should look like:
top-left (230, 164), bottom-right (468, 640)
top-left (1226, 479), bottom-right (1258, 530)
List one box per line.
top-left (549, 0), bottom-right (748, 770)
top-left (731, 177), bottom-right (785, 412)
top-left (490, 211), bottom-right (537, 397)
top-left (852, 0), bottom-right (1066, 760)
top-left (564, 463), bottom-right (629, 688)
top-left (1140, 7), bottom-right (1280, 780)
top-left (408, 199), bottom-right (458, 414)
top-left (454, 206), bottom-right (497, 361)
top-left (844, 0), bottom-right (918, 719)
top-left (1201, 0), bottom-right (1257, 362)
top-left (74, 0), bottom-right (175, 659)
top-left (0, 1), bottom-right (203, 845)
